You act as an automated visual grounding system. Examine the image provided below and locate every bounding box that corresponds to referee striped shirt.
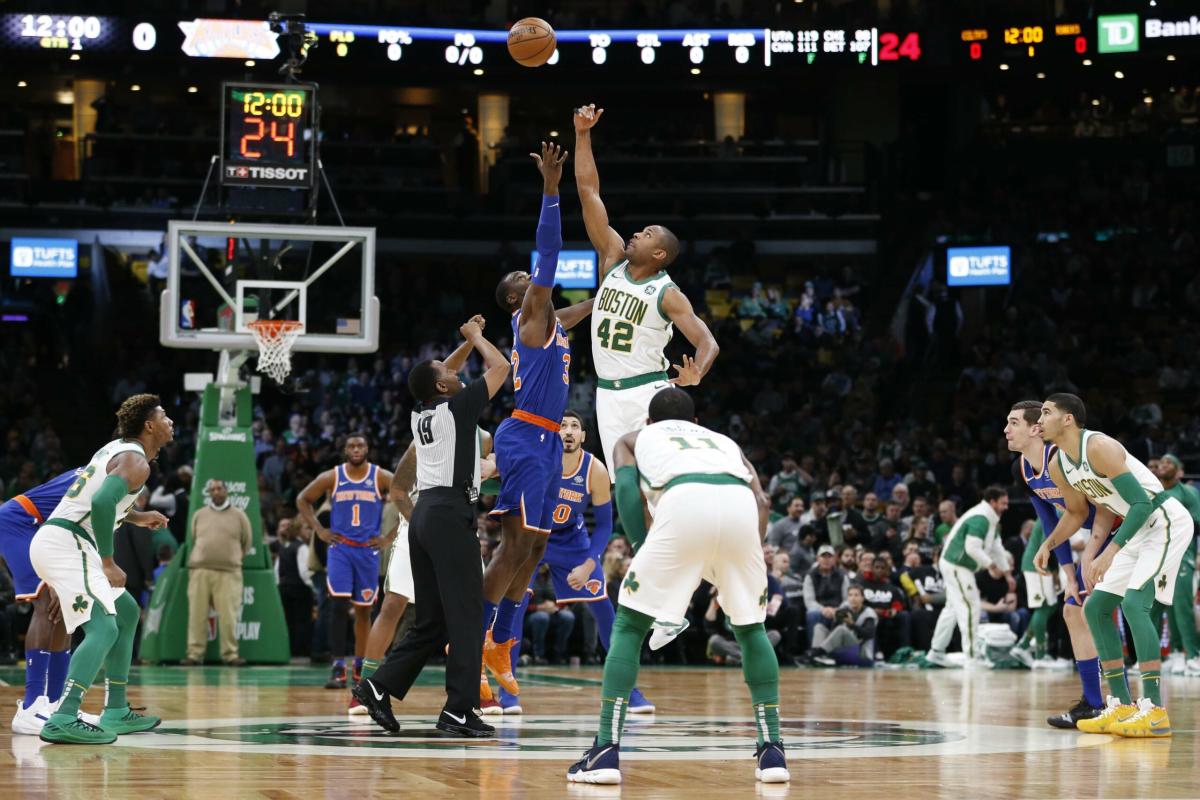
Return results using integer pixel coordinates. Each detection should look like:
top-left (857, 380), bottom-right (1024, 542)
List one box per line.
top-left (411, 376), bottom-right (488, 499)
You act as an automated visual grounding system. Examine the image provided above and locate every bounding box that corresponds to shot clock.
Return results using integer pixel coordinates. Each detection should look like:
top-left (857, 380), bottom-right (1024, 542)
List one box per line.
top-left (219, 81), bottom-right (317, 189)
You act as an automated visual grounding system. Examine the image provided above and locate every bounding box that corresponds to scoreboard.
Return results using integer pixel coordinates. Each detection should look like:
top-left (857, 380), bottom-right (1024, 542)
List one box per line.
top-left (220, 82), bottom-right (317, 189)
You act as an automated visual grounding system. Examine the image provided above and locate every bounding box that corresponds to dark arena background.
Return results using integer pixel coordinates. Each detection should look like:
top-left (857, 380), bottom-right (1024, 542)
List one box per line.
top-left (1, 1), bottom-right (1199, 797)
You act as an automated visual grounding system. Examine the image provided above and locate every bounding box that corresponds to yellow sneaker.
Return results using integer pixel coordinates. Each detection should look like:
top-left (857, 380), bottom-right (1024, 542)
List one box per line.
top-left (1076, 695), bottom-right (1138, 733)
top-left (1109, 697), bottom-right (1172, 738)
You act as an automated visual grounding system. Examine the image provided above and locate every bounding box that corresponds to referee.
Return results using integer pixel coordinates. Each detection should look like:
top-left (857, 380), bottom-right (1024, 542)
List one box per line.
top-left (354, 316), bottom-right (510, 737)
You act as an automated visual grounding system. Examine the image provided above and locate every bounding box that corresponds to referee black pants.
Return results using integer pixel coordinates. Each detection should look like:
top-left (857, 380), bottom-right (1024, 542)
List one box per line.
top-left (372, 491), bottom-right (483, 713)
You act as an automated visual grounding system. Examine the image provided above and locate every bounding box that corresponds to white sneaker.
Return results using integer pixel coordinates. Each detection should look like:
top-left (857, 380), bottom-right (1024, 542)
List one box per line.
top-left (11, 697), bottom-right (50, 735)
top-left (1184, 656), bottom-right (1200, 676)
top-left (502, 704), bottom-right (524, 715)
top-left (648, 619), bottom-right (690, 651)
top-left (1163, 653), bottom-right (1187, 675)
top-left (1009, 646), bottom-right (1034, 668)
top-left (922, 650), bottom-right (954, 668)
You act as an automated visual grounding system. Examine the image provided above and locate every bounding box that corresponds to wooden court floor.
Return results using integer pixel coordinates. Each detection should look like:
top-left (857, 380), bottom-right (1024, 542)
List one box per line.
top-left (2, 663), bottom-right (1198, 799)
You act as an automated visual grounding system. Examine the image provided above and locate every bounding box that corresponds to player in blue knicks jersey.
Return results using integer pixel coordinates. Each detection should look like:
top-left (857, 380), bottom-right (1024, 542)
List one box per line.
top-left (297, 433), bottom-right (395, 691)
top-left (483, 411), bottom-right (653, 715)
top-left (483, 142), bottom-right (595, 696)
top-left (1004, 400), bottom-right (1117, 728)
top-left (1, 468), bottom-right (167, 735)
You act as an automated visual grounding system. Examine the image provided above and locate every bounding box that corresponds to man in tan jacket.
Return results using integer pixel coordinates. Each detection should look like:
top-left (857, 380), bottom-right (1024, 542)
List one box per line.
top-left (182, 479), bottom-right (252, 666)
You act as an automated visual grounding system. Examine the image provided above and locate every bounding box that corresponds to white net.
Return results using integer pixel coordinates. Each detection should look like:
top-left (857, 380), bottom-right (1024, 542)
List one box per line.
top-left (247, 320), bottom-right (303, 383)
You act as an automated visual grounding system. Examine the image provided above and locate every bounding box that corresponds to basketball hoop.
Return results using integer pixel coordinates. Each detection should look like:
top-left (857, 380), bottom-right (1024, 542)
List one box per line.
top-left (247, 320), bottom-right (303, 383)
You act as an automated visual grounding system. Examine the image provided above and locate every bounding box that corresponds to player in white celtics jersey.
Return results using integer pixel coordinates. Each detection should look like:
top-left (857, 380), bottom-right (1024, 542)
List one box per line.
top-left (567, 388), bottom-right (788, 786)
top-left (1033, 393), bottom-right (1195, 738)
top-left (30, 394), bottom-right (174, 744)
top-left (572, 104), bottom-right (720, 475)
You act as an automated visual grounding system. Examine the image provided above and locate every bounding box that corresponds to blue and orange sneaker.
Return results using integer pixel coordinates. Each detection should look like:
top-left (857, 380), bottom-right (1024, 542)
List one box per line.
top-left (754, 741), bottom-right (790, 783)
top-left (499, 688), bottom-right (523, 715)
top-left (567, 738), bottom-right (621, 784)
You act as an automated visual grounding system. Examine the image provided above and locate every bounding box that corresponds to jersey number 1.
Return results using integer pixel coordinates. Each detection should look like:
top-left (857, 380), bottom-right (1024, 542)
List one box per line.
top-left (351, 504), bottom-right (361, 527)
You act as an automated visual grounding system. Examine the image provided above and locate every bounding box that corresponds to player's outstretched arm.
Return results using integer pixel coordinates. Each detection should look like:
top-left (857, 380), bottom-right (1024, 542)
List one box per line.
top-left (444, 315), bottom-right (486, 372)
top-left (390, 443), bottom-right (417, 522)
top-left (520, 141), bottom-right (569, 347)
top-left (661, 287), bottom-right (719, 386)
top-left (460, 316), bottom-right (511, 398)
top-left (556, 297), bottom-right (594, 331)
top-left (297, 470), bottom-right (337, 543)
top-left (573, 104), bottom-right (626, 272)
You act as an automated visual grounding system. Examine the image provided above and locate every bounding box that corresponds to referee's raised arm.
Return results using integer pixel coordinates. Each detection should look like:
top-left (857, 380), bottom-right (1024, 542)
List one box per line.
top-left (459, 315), bottom-right (511, 398)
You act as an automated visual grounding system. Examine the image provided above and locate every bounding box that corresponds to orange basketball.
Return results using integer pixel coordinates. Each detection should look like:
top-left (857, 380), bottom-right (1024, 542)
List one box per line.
top-left (507, 17), bottom-right (556, 67)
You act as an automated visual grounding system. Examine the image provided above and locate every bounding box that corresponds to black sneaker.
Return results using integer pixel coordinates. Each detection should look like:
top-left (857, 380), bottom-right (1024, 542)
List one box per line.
top-left (1047, 695), bottom-right (1101, 729)
top-left (435, 707), bottom-right (494, 738)
top-left (351, 678), bottom-right (399, 733)
top-left (325, 663), bottom-right (347, 690)
top-left (567, 739), bottom-right (621, 784)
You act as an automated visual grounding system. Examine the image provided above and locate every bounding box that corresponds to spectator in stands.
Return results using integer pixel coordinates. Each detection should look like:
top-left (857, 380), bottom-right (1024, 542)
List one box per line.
top-left (275, 516), bottom-right (314, 658)
top-left (859, 554), bottom-right (911, 658)
top-left (978, 564), bottom-right (1025, 637)
top-left (803, 585), bottom-right (877, 667)
top-left (182, 479), bottom-right (251, 667)
top-left (525, 564), bottom-right (575, 665)
top-left (768, 453), bottom-right (804, 514)
top-left (861, 492), bottom-right (882, 528)
top-left (890, 482), bottom-right (912, 515)
top-left (802, 545), bottom-right (849, 648)
top-left (933, 500), bottom-right (958, 546)
top-left (871, 459), bottom-right (902, 499)
top-left (870, 502), bottom-right (905, 558)
top-left (766, 497), bottom-right (805, 559)
top-left (898, 544), bottom-right (944, 651)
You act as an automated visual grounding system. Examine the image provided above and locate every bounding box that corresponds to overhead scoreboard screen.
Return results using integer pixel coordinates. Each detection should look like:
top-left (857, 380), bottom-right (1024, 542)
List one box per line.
top-left (219, 82), bottom-right (317, 189)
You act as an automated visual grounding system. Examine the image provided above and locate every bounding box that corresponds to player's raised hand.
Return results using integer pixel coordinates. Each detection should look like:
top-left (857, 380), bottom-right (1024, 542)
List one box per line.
top-left (669, 354), bottom-right (701, 386)
top-left (460, 316), bottom-right (484, 340)
top-left (530, 140), bottom-right (568, 185)
top-left (469, 314), bottom-right (486, 332)
top-left (573, 104), bottom-right (604, 132)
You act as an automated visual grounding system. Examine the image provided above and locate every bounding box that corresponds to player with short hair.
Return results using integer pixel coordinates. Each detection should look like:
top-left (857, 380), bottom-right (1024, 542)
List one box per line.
top-left (32, 393), bottom-right (173, 744)
top-left (1034, 393), bottom-right (1195, 737)
top-left (572, 104), bottom-right (720, 476)
top-left (297, 433), bottom-right (394, 691)
top-left (923, 485), bottom-right (1013, 668)
top-left (1004, 399), bottom-right (1116, 727)
top-left (486, 410), bottom-right (653, 715)
top-left (3, 469), bottom-right (167, 734)
top-left (567, 388), bottom-right (787, 785)
top-left (483, 142), bottom-right (594, 697)
top-left (1151, 454), bottom-right (1200, 674)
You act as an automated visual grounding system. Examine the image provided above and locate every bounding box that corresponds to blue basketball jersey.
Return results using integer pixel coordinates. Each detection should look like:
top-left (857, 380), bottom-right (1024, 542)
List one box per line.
top-left (1022, 443), bottom-right (1096, 528)
top-left (19, 469), bottom-right (83, 520)
top-left (548, 451), bottom-right (595, 551)
top-left (510, 310), bottom-right (571, 422)
top-left (329, 463), bottom-right (384, 543)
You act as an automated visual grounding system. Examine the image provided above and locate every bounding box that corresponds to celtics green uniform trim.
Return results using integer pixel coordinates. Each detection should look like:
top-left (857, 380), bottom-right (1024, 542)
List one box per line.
top-left (45, 517), bottom-right (97, 549)
top-left (596, 371), bottom-right (669, 391)
top-left (942, 514), bottom-right (989, 571)
top-left (660, 472), bottom-right (751, 493)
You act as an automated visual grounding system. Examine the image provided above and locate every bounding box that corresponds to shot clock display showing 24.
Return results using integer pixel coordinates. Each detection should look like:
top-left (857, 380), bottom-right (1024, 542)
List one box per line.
top-left (219, 82), bottom-right (318, 189)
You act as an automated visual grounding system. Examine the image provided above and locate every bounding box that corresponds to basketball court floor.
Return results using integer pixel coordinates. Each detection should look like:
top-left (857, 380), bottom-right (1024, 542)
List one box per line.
top-left (3, 664), bottom-right (1197, 798)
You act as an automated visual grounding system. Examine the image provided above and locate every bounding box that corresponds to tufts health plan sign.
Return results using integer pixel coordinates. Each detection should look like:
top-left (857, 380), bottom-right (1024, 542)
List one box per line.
top-left (946, 245), bottom-right (1010, 287)
top-left (11, 237), bottom-right (78, 278)
top-left (530, 250), bottom-right (597, 289)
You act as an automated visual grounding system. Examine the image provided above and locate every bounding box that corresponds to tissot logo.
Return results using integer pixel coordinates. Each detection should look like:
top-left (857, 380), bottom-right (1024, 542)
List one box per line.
top-left (225, 165), bottom-right (310, 182)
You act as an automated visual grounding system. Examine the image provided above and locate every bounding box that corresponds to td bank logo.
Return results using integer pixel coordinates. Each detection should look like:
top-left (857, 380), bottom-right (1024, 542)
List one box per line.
top-left (1098, 14), bottom-right (1139, 53)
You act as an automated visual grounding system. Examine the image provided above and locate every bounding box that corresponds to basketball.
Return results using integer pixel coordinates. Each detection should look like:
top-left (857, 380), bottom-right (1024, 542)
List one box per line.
top-left (507, 17), bottom-right (556, 67)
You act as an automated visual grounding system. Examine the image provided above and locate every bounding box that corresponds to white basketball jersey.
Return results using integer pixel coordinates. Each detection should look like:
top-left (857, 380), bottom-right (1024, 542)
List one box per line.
top-left (635, 420), bottom-right (752, 512)
top-left (591, 260), bottom-right (675, 381)
top-left (1057, 429), bottom-right (1163, 517)
top-left (48, 439), bottom-right (146, 535)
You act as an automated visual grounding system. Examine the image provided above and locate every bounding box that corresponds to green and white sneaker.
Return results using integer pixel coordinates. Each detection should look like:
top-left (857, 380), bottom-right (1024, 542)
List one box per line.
top-left (99, 706), bottom-right (162, 734)
top-left (39, 714), bottom-right (118, 745)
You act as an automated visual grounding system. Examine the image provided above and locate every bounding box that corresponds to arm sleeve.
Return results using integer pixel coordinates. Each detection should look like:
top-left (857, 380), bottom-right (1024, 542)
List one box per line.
top-left (531, 195), bottom-right (562, 288)
top-left (447, 377), bottom-right (489, 422)
top-left (614, 466), bottom-right (649, 551)
top-left (589, 500), bottom-right (613, 565)
top-left (90, 474), bottom-right (130, 558)
top-left (1112, 473), bottom-right (1153, 546)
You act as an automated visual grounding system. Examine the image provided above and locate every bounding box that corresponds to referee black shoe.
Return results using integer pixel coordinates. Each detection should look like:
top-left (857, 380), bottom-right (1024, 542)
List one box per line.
top-left (1047, 695), bottom-right (1101, 729)
top-left (435, 707), bottom-right (494, 738)
top-left (351, 678), bottom-right (399, 733)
